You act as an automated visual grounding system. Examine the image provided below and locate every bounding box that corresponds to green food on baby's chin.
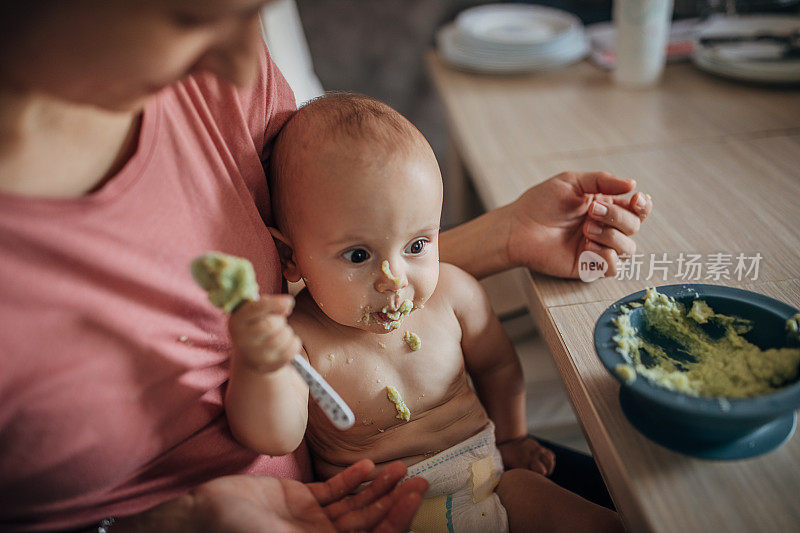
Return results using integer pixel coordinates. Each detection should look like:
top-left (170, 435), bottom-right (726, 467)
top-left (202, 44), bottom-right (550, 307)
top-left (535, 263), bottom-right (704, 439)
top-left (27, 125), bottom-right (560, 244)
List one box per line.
top-left (191, 252), bottom-right (259, 313)
top-left (611, 287), bottom-right (800, 398)
top-left (386, 385), bottom-right (411, 421)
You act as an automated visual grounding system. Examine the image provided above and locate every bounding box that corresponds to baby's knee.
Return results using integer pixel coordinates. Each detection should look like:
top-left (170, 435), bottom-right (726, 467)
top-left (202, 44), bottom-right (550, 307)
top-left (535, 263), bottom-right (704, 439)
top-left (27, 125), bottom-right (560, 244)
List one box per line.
top-left (497, 469), bottom-right (624, 533)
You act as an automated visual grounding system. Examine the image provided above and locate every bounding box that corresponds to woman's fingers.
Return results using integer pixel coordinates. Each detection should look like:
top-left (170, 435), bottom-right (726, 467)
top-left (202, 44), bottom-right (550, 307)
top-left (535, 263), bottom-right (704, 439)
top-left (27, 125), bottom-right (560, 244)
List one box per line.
top-left (567, 171), bottom-right (636, 196)
top-left (332, 477), bottom-right (428, 532)
top-left (587, 198), bottom-right (642, 237)
top-left (585, 240), bottom-right (621, 278)
top-left (584, 218), bottom-right (636, 260)
top-left (308, 459), bottom-right (375, 507)
top-left (613, 191), bottom-right (653, 220)
top-left (324, 461), bottom-right (407, 520)
top-left (371, 492), bottom-right (424, 533)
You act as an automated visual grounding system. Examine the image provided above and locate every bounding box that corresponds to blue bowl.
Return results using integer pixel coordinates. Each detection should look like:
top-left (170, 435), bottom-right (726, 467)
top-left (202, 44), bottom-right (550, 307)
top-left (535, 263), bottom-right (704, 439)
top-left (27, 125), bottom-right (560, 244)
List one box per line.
top-left (594, 284), bottom-right (800, 460)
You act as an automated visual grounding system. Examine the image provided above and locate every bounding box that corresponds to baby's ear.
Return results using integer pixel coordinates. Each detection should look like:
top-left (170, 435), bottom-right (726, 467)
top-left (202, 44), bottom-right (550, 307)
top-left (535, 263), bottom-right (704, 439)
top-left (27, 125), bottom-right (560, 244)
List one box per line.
top-left (268, 227), bottom-right (302, 283)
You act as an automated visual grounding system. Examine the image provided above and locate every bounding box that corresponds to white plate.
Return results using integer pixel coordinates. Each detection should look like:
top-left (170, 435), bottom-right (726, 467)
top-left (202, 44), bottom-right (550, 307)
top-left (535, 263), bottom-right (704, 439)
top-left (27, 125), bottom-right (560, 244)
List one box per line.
top-left (692, 15), bottom-right (800, 84)
top-left (447, 24), bottom-right (584, 59)
top-left (693, 52), bottom-right (800, 83)
top-left (437, 23), bottom-right (588, 73)
top-left (456, 4), bottom-right (582, 46)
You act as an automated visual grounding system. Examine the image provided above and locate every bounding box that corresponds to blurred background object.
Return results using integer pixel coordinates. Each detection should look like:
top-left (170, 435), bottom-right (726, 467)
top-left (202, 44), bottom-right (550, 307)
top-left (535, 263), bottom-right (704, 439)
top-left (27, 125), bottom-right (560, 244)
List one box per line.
top-left (259, 0), bottom-right (323, 105)
top-left (273, 0), bottom-right (798, 226)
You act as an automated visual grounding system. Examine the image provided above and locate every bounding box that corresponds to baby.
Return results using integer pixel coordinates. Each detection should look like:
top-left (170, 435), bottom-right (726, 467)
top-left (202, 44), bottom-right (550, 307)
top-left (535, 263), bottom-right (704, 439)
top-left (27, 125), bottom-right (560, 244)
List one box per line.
top-left (226, 94), bottom-right (622, 532)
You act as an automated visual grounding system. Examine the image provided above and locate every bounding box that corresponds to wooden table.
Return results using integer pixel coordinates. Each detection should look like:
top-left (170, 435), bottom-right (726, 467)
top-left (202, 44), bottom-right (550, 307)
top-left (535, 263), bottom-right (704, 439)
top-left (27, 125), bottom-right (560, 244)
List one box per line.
top-left (427, 54), bottom-right (800, 532)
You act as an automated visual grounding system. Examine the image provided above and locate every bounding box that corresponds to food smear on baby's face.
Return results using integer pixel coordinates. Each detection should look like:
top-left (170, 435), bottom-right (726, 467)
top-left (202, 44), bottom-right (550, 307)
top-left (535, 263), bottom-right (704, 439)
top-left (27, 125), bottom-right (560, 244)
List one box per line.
top-left (378, 299), bottom-right (414, 330)
top-left (386, 385), bottom-right (411, 421)
top-left (383, 299), bottom-right (413, 321)
top-left (190, 252), bottom-right (259, 313)
top-left (357, 299), bottom-right (416, 332)
top-left (611, 287), bottom-right (800, 398)
top-left (404, 331), bottom-right (422, 351)
top-left (381, 260), bottom-right (403, 288)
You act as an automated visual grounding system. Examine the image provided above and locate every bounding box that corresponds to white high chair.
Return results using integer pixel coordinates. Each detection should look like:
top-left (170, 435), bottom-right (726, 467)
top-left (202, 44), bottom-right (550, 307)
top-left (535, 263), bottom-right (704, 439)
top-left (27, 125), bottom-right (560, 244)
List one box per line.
top-left (259, 0), bottom-right (324, 106)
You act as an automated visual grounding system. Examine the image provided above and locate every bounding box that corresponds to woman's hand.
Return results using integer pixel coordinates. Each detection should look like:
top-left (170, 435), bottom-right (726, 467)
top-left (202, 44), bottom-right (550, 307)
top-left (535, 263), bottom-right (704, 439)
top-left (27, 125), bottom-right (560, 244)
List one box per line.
top-left (506, 171), bottom-right (652, 278)
top-left (228, 295), bottom-right (302, 374)
top-left (113, 460), bottom-right (427, 533)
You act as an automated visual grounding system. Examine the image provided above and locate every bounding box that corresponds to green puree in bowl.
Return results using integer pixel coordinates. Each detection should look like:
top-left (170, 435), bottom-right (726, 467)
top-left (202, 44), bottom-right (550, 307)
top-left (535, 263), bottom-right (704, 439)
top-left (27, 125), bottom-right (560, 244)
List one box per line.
top-left (612, 288), bottom-right (800, 398)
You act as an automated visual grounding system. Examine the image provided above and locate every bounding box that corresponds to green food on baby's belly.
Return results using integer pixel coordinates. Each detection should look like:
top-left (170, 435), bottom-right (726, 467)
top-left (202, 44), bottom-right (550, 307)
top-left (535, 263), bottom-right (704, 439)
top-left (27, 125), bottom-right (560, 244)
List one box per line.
top-left (191, 252), bottom-right (259, 313)
top-left (386, 386), bottom-right (411, 421)
top-left (611, 287), bottom-right (800, 398)
top-left (403, 331), bottom-right (422, 351)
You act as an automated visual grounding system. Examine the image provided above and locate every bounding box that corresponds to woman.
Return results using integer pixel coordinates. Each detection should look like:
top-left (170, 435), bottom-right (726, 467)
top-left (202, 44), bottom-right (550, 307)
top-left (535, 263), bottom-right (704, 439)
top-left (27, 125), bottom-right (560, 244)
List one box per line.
top-left (0, 1), bottom-right (651, 531)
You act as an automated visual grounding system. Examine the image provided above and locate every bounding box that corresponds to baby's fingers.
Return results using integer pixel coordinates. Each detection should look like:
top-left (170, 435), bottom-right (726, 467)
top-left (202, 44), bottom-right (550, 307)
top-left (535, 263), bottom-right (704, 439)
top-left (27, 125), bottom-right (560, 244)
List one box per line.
top-left (229, 296), bottom-right (295, 340)
top-left (527, 448), bottom-right (556, 477)
top-left (538, 448), bottom-right (556, 476)
top-left (527, 458), bottom-right (547, 476)
top-left (234, 294), bottom-right (295, 321)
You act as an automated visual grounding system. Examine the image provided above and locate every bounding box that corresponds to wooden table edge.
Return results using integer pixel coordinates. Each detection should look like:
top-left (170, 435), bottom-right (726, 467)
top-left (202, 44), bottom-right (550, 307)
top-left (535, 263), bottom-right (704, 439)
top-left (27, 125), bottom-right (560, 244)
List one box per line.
top-left (521, 269), bottom-right (653, 532)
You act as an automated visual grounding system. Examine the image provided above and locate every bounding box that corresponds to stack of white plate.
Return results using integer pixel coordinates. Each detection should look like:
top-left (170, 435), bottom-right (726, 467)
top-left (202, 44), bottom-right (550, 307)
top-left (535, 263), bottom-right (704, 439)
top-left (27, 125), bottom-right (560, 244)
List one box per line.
top-left (692, 15), bottom-right (800, 84)
top-left (436, 4), bottom-right (589, 74)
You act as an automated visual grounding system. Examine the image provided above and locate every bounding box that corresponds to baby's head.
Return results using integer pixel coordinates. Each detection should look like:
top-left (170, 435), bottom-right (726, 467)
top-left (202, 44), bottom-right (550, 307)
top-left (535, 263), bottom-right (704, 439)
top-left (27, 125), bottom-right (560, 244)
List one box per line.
top-left (269, 93), bottom-right (443, 333)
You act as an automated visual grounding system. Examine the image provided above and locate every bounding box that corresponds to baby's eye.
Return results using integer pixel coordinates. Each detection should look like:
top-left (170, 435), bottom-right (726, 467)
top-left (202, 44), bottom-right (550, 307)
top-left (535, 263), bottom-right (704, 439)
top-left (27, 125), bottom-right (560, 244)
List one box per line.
top-left (342, 248), bottom-right (370, 264)
top-left (405, 239), bottom-right (427, 255)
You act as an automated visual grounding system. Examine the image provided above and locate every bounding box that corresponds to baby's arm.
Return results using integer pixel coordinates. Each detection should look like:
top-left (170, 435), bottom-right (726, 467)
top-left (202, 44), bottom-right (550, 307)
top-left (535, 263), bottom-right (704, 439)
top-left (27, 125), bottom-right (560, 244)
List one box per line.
top-left (444, 264), bottom-right (555, 475)
top-left (225, 295), bottom-right (309, 456)
top-left (443, 264), bottom-right (526, 443)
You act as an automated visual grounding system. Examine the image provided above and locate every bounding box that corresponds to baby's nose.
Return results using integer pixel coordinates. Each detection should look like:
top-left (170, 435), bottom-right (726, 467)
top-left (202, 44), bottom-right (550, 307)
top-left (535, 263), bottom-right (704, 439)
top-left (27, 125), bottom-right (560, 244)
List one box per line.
top-left (375, 260), bottom-right (407, 293)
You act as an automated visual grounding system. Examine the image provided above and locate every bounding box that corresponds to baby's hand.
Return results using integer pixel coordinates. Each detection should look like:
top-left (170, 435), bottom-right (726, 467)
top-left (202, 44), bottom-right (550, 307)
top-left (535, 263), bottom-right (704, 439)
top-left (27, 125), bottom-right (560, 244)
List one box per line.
top-left (498, 437), bottom-right (556, 476)
top-left (228, 294), bottom-right (302, 374)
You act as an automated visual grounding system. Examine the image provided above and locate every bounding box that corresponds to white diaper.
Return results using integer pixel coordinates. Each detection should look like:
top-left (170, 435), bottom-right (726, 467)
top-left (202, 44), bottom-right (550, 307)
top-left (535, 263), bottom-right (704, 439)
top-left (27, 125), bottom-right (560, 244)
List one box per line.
top-left (404, 423), bottom-right (509, 533)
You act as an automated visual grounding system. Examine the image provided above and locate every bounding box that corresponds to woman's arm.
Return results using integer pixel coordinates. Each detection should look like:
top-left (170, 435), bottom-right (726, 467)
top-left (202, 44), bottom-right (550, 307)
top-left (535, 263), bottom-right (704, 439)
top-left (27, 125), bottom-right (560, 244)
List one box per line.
top-left (439, 205), bottom-right (515, 280)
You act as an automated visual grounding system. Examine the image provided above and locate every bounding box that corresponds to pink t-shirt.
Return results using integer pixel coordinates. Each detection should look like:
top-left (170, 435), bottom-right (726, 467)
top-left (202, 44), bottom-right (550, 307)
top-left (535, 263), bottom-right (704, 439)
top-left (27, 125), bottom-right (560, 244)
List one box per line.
top-left (0, 47), bottom-right (313, 531)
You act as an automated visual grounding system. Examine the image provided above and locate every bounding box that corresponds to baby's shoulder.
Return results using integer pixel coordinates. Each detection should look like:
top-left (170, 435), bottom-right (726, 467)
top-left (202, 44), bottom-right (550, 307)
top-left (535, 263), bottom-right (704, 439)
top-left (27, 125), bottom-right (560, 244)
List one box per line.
top-left (436, 262), bottom-right (479, 288)
top-left (433, 263), bottom-right (486, 312)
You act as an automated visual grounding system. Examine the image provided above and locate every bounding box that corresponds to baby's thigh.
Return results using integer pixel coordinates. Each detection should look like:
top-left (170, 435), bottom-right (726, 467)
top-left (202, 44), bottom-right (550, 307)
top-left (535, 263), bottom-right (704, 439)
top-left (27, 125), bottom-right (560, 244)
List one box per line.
top-left (496, 469), bottom-right (623, 533)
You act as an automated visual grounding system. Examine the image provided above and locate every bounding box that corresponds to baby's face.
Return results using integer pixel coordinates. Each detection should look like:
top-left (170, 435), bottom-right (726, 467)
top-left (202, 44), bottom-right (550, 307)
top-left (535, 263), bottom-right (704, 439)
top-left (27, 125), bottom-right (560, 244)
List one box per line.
top-left (288, 140), bottom-right (442, 333)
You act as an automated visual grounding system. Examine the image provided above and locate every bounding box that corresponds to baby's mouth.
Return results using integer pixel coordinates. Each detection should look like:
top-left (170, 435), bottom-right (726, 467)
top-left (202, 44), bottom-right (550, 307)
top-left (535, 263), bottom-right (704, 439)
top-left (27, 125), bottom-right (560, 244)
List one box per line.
top-left (359, 299), bottom-right (415, 331)
top-left (381, 299), bottom-right (414, 321)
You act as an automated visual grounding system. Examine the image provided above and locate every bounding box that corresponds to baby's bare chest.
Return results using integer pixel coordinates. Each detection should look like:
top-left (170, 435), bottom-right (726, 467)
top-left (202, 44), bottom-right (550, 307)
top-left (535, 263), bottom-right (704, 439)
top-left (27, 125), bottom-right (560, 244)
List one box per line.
top-left (303, 312), bottom-right (466, 429)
